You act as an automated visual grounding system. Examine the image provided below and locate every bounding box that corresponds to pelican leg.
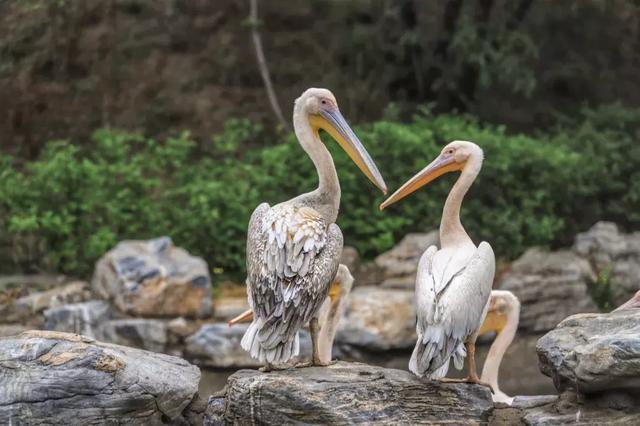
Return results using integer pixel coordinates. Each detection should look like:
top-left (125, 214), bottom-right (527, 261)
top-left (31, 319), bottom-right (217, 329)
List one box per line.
top-left (259, 362), bottom-right (273, 372)
top-left (439, 343), bottom-right (494, 393)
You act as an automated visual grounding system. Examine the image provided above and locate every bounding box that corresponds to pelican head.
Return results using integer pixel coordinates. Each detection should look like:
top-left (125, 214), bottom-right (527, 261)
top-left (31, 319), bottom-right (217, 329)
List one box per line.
top-left (295, 88), bottom-right (387, 194)
top-left (380, 140), bottom-right (483, 210)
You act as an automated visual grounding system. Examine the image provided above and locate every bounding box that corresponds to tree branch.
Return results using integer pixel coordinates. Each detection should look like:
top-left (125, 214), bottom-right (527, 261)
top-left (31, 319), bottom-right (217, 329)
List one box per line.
top-left (248, 0), bottom-right (289, 131)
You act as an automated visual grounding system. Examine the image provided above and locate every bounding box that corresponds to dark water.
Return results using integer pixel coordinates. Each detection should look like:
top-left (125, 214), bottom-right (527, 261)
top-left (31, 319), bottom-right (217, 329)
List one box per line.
top-left (199, 334), bottom-right (555, 396)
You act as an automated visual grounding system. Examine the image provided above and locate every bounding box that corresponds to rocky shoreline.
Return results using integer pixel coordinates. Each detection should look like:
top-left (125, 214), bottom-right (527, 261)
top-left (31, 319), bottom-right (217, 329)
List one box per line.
top-left (1, 222), bottom-right (639, 424)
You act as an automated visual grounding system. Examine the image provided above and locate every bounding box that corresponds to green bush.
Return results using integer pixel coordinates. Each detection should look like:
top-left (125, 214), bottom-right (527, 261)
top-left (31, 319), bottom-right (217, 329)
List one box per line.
top-left (0, 108), bottom-right (637, 281)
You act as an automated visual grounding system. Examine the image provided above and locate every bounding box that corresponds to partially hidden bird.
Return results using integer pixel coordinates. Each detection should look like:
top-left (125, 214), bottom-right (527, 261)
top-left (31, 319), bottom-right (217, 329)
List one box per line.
top-left (479, 290), bottom-right (520, 404)
top-left (241, 88), bottom-right (386, 371)
top-left (380, 140), bottom-right (495, 388)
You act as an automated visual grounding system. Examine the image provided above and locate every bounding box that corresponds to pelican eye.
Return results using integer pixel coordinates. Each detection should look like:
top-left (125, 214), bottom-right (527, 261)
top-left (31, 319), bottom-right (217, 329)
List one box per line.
top-left (321, 99), bottom-right (327, 105)
top-left (446, 149), bottom-right (454, 155)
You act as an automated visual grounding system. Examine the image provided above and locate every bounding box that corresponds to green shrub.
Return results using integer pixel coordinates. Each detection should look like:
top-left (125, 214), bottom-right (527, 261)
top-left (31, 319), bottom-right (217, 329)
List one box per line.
top-left (0, 108), bottom-right (637, 281)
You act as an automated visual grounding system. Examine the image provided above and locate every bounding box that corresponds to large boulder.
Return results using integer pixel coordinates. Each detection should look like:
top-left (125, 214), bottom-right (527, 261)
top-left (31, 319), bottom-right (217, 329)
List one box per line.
top-left (185, 323), bottom-right (312, 368)
top-left (536, 309), bottom-right (640, 395)
top-left (498, 248), bottom-right (599, 333)
top-left (374, 231), bottom-right (439, 288)
top-left (92, 237), bottom-right (212, 318)
top-left (336, 286), bottom-right (416, 351)
top-left (573, 221), bottom-right (640, 306)
top-left (208, 362), bottom-right (493, 425)
top-left (0, 330), bottom-right (202, 425)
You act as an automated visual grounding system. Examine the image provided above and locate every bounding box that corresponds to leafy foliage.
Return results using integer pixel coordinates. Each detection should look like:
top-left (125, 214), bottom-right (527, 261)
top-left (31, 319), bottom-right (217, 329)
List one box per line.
top-left (0, 107), bottom-right (637, 282)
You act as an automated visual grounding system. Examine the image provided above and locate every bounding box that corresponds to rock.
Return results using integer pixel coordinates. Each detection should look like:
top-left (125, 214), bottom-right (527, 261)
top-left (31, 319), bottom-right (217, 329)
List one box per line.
top-left (0, 330), bottom-right (202, 425)
top-left (374, 231), bottom-right (439, 288)
top-left (0, 323), bottom-right (30, 337)
top-left (491, 392), bottom-right (640, 425)
top-left (336, 286), bottom-right (416, 351)
top-left (339, 245), bottom-right (360, 275)
top-left (185, 323), bottom-right (312, 368)
top-left (218, 362), bottom-right (493, 424)
top-left (92, 237), bottom-right (213, 318)
top-left (536, 309), bottom-right (640, 395)
top-left (101, 319), bottom-right (168, 353)
top-left (44, 300), bottom-right (112, 338)
top-left (14, 280), bottom-right (91, 314)
top-left (204, 396), bottom-right (226, 426)
top-left (498, 248), bottom-right (599, 333)
top-left (573, 221), bottom-right (640, 306)
top-left (1, 278), bottom-right (89, 324)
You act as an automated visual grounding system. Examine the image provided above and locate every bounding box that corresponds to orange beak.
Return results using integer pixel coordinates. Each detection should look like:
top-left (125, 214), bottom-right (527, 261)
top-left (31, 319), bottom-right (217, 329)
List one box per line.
top-left (380, 153), bottom-right (463, 210)
top-left (228, 309), bottom-right (254, 327)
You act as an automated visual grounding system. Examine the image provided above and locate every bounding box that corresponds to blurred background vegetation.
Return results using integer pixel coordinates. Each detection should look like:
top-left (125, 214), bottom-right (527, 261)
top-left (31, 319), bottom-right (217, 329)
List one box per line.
top-left (0, 0), bottom-right (638, 281)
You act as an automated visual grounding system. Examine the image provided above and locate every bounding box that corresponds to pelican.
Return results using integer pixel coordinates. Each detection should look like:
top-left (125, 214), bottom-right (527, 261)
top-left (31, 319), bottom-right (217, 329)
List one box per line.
top-left (479, 290), bottom-right (520, 404)
top-left (380, 140), bottom-right (494, 388)
top-left (229, 264), bottom-right (354, 364)
top-left (241, 88), bottom-right (386, 370)
top-left (614, 290), bottom-right (640, 311)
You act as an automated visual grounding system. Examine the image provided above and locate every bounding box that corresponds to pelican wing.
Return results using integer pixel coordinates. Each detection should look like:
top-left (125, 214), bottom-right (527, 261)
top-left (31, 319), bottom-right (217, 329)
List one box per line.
top-left (410, 241), bottom-right (495, 378)
top-left (243, 202), bottom-right (343, 363)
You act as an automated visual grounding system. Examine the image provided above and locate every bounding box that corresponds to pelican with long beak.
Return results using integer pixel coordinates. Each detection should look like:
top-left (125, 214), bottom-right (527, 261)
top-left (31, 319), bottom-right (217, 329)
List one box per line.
top-left (230, 264), bottom-right (354, 364)
top-left (479, 290), bottom-right (520, 404)
top-left (380, 140), bottom-right (495, 389)
top-left (241, 88), bottom-right (386, 371)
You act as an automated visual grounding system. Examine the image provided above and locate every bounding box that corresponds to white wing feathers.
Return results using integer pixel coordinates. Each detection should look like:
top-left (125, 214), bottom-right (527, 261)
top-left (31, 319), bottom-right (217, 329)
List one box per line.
top-left (410, 242), bottom-right (495, 378)
top-left (242, 202), bottom-right (342, 364)
top-left (264, 205), bottom-right (326, 284)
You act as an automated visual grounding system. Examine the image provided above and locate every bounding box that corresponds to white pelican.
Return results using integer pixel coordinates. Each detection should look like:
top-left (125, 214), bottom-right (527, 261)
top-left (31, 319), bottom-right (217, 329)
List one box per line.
top-left (241, 88), bottom-right (386, 370)
top-left (614, 290), bottom-right (640, 311)
top-left (380, 140), bottom-right (495, 388)
top-left (229, 264), bottom-right (354, 364)
top-left (479, 290), bottom-right (520, 404)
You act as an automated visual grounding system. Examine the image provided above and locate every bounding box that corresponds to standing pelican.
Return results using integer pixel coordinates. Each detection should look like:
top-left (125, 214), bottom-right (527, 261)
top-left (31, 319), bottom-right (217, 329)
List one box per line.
top-left (380, 140), bottom-right (494, 388)
top-left (479, 290), bottom-right (520, 404)
top-left (241, 88), bottom-right (386, 370)
top-left (229, 264), bottom-right (354, 364)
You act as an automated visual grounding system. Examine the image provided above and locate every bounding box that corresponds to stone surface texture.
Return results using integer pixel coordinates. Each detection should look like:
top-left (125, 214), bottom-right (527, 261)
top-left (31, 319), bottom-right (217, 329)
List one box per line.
top-left (336, 286), bottom-right (416, 351)
top-left (92, 237), bottom-right (212, 318)
top-left (498, 248), bottom-right (598, 333)
top-left (218, 362), bottom-right (493, 425)
top-left (573, 221), bottom-right (640, 306)
top-left (374, 231), bottom-right (439, 288)
top-left (0, 330), bottom-right (202, 425)
top-left (536, 309), bottom-right (640, 394)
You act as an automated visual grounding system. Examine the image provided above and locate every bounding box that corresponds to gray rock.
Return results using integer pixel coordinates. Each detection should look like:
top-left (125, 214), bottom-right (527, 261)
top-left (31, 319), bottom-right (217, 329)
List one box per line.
top-left (374, 231), bottom-right (439, 288)
top-left (101, 318), bottom-right (168, 353)
top-left (536, 309), bottom-right (640, 394)
top-left (0, 330), bottom-right (202, 425)
top-left (204, 396), bottom-right (226, 426)
top-left (499, 248), bottom-right (598, 333)
top-left (573, 221), bottom-right (640, 306)
top-left (185, 323), bottom-right (312, 368)
top-left (1, 279), bottom-right (89, 324)
top-left (219, 362), bottom-right (493, 425)
top-left (491, 392), bottom-right (640, 425)
top-left (44, 300), bottom-right (112, 338)
top-left (15, 280), bottom-right (91, 314)
top-left (212, 296), bottom-right (250, 321)
top-left (92, 237), bottom-right (212, 318)
top-left (337, 286), bottom-right (416, 351)
top-left (0, 323), bottom-right (31, 337)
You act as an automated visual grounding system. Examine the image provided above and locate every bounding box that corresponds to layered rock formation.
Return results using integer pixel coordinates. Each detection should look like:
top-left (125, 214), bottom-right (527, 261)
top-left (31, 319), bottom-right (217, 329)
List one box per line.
top-left (0, 330), bottom-right (203, 425)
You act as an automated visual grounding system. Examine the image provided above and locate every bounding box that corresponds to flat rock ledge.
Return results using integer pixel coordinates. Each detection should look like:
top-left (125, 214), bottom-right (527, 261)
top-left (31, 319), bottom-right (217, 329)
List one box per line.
top-left (205, 361), bottom-right (493, 425)
top-left (0, 330), bottom-right (203, 425)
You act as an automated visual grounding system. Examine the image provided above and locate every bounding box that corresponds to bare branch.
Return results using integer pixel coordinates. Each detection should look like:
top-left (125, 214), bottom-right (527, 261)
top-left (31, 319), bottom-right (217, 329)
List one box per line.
top-left (249, 0), bottom-right (289, 131)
